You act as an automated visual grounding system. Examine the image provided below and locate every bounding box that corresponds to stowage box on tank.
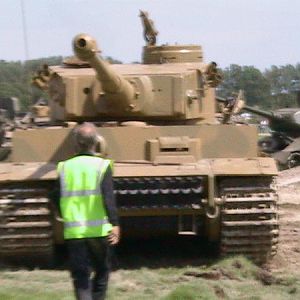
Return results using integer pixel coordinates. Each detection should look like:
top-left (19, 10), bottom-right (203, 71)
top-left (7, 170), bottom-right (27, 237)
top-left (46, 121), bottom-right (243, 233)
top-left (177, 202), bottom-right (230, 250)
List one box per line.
top-left (0, 11), bottom-right (279, 265)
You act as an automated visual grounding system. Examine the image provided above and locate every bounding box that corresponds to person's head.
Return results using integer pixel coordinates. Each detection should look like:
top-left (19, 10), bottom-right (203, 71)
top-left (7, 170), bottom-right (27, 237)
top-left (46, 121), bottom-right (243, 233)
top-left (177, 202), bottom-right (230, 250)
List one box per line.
top-left (72, 122), bottom-right (100, 154)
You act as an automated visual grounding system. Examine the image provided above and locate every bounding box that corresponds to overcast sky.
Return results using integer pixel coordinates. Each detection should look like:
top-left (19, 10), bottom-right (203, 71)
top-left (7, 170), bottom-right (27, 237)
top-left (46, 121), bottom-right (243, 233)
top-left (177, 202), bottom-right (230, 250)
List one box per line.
top-left (0, 0), bottom-right (299, 70)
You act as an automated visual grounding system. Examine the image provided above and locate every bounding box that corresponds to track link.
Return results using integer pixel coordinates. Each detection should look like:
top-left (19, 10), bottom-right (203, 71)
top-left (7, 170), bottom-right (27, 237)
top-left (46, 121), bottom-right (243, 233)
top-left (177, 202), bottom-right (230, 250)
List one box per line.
top-left (220, 177), bottom-right (279, 263)
top-left (0, 187), bottom-right (54, 265)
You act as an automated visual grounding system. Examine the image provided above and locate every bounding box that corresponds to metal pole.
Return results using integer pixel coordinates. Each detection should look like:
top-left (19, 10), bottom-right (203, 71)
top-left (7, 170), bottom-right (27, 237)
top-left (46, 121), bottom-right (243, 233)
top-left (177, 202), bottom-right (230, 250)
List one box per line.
top-left (20, 0), bottom-right (29, 60)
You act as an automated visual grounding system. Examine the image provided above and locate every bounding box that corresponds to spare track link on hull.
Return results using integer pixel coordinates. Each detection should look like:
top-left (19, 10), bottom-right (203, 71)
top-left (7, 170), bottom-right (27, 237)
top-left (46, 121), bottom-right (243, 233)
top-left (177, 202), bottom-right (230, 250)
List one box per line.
top-left (0, 186), bottom-right (54, 265)
top-left (114, 176), bottom-right (204, 210)
top-left (219, 177), bottom-right (279, 264)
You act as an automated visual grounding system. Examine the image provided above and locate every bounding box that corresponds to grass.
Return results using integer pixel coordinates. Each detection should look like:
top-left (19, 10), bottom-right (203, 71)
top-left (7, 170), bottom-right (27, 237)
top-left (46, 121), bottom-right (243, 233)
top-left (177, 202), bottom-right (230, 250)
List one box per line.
top-left (0, 270), bottom-right (73, 300)
top-left (0, 256), bottom-right (299, 300)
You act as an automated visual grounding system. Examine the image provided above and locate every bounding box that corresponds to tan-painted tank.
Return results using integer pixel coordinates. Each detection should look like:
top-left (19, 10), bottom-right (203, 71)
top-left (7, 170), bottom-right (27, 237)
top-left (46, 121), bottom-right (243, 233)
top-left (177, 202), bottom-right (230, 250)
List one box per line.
top-left (0, 11), bottom-right (279, 265)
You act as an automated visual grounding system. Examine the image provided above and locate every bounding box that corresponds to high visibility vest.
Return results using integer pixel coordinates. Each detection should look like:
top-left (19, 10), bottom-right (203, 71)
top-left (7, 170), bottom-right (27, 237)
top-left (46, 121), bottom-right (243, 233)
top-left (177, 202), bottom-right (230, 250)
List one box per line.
top-left (57, 155), bottom-right (113, 240)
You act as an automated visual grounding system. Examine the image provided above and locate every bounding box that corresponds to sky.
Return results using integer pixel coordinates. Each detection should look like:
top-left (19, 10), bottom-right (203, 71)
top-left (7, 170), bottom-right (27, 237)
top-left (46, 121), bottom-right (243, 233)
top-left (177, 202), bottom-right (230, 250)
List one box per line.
top-left (0, 0), bottom-right (299, 70)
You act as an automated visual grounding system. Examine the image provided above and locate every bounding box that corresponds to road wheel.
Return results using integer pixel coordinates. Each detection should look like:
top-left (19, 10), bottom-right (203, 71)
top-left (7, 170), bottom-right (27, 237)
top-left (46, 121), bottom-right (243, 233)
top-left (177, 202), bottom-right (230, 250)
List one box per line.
top-left (258, 137), bottom-right (278, 153)
top-left (287, 152), bottom-right (300, 169)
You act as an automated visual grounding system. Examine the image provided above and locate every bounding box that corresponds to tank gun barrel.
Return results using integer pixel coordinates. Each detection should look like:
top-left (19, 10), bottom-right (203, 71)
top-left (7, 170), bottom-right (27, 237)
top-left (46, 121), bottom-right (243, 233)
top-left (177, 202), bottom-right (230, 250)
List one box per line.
top-left (73, 34), bottom-right (135, 110)
top-left (242, 105), bottom-right (275, 119)
top-left (217, 96), bottom-right (300, 136)
top-left (216, 96), bottom-right (274, 119)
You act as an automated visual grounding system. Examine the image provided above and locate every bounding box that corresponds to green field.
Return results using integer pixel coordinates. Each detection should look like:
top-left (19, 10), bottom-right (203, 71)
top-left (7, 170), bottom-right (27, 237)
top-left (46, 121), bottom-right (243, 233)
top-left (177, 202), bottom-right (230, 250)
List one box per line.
top-left (0, 256), bottom-right (299, 300)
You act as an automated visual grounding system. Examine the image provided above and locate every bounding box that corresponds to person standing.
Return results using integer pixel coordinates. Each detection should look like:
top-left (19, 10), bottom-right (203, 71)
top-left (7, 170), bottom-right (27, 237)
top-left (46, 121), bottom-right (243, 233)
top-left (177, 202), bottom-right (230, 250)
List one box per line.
top-left (57, 122), bottom-right (120, 300)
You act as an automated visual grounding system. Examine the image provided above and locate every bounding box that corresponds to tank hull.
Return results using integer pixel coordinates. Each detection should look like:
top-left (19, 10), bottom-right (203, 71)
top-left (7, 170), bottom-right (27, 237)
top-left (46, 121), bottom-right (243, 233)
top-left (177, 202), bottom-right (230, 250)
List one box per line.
top-left (11, 124), bottom-right (258, 163)
top-left (0, 124), bottom-right (278, 264)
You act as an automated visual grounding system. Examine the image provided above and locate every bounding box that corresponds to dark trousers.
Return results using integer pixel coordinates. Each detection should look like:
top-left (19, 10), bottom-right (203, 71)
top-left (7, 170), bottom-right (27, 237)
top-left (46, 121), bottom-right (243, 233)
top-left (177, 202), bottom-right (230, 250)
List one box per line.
top-left (66, 237), bottom-right (110, 300)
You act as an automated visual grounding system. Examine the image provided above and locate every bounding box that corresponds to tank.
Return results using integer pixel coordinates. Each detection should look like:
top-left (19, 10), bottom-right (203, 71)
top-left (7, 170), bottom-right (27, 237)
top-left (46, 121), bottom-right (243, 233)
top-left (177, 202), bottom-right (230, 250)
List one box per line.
top-left (217, 91), bottom-right (300, 168)
top-left (0, 11), bottom-right (279, 265)
top-left (241, 105), bottom-right (300, 168)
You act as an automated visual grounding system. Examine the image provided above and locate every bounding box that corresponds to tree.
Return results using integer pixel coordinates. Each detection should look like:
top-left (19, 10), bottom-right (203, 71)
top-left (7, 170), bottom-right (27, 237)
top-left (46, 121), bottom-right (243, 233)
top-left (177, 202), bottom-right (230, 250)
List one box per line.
top-left (0, 57), bottom-right (63, 110)
top-left (264, 64), bottom-right (300, 108)
top-left (218, 64), bottom-right (271, 108)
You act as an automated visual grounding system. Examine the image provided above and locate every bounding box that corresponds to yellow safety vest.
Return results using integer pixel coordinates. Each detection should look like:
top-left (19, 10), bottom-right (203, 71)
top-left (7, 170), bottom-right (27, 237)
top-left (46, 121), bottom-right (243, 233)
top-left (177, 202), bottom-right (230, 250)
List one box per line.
top-left (57, 155), bottom-right (113, 239)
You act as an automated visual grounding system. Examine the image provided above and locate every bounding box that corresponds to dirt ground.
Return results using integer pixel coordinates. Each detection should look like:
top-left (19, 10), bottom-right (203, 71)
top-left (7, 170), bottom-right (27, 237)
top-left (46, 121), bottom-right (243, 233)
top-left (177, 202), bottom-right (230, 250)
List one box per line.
top-left (268, 166), bottom-right (300, 274)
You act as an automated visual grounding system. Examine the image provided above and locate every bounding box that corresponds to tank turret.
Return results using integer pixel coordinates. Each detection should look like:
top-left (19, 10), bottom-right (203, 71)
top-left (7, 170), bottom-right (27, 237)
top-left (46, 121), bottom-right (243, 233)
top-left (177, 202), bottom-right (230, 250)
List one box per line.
top-left (45, 29), bottom-right (222, 123)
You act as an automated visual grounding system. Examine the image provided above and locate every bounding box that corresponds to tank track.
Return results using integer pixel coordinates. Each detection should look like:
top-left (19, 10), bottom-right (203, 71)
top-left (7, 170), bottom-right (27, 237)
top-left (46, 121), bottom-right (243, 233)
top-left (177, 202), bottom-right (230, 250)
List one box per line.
top-left (219, 177), bottom-right (279, 263)
top-left (0, 187), bottom-right (54, 265)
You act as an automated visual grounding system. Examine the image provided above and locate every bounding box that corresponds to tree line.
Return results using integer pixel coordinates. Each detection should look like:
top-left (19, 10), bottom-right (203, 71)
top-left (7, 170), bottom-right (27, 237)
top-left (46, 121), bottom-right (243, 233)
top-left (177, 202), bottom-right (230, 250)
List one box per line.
top-left (218, 64), bottom-right (300, 109)
top-left (0, 57), bottom-right (299, 111)
top-left (0, 57), bottom-right (63, 110)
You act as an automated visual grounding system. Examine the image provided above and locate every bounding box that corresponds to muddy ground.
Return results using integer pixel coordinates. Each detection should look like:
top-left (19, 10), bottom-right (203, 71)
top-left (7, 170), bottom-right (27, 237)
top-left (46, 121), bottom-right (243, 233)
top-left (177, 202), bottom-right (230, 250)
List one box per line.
top-left (268, 166), bottom-right (300, 274)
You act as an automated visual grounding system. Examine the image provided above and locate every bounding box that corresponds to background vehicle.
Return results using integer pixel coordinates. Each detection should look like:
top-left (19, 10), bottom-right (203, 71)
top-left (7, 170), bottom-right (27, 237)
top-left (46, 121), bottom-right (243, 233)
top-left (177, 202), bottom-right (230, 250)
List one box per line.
top-left (242, 105), bottom-right (300, 168)
top-left (0, 11), bottom-right (279, 265)
top-left (217, 89), bottom-right (300, 169)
